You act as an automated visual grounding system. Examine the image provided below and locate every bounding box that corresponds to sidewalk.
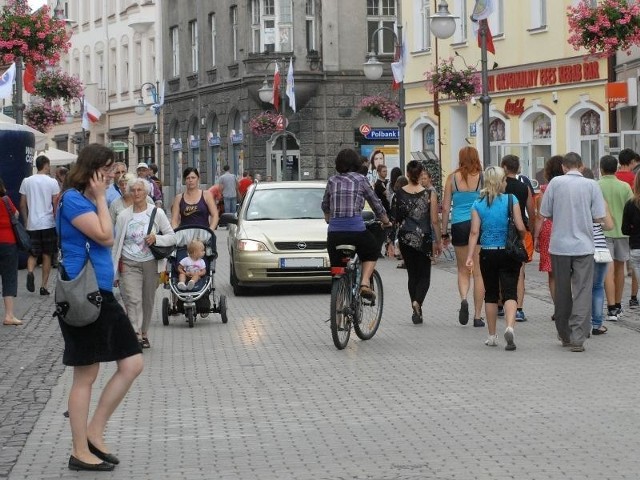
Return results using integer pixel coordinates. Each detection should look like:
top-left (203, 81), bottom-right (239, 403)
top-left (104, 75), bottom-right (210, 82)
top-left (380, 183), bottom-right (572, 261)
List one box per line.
top-left (3, 238), bottom-right (640, 479)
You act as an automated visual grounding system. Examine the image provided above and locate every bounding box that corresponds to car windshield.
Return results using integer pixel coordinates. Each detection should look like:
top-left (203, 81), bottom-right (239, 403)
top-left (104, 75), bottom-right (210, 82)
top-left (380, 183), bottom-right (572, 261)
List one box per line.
top-left (245, 188), bottom-right (325, 221)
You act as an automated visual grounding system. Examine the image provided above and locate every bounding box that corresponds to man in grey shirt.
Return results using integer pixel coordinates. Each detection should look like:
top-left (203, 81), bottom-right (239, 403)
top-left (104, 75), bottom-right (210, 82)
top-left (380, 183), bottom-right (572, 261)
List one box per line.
top-left (218, 165), bottom-right (239, 215)
top-left (540, 152), bottom-right (606, 352)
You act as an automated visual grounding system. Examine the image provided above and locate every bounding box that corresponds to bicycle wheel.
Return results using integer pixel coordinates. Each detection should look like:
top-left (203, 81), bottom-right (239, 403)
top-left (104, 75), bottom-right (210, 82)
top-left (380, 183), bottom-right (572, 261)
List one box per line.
top-left (330, 277), bottom-right (351, 350)
top-left (354, 269), bottom-right (383, 340)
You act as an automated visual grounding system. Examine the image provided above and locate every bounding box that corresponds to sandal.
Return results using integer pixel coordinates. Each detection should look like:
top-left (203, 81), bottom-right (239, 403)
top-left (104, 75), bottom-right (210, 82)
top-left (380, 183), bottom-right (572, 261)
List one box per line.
top-left (359, 284), bottom-right (376, 301)
top-left (591, 326), bottom-right (608, 335)
top-left (141, 337), bottom-right (151, 348)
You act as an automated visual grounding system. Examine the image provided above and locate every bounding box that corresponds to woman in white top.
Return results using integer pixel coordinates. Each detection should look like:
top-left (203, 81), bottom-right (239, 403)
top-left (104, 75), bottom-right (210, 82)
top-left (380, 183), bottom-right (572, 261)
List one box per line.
top-left (112, 177), bottom-right (176, 348)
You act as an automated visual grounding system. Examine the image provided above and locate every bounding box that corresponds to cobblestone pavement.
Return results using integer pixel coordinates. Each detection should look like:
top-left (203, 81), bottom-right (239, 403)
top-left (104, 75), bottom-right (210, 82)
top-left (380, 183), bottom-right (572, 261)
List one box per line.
top-left (3, 233), bottom-right (640, 479)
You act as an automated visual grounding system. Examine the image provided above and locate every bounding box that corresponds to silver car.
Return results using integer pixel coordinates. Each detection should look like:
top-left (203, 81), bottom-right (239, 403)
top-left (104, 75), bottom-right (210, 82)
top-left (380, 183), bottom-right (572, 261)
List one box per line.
top-left (223, 181), bottom-right (331, 295)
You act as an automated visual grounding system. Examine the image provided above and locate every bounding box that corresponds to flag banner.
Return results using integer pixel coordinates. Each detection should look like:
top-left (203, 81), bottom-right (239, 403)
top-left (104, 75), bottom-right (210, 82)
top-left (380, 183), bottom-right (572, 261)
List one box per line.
top-left (391, 27), bottom-right (407, 89)
top-left (152, 81), bottom-right (165, 115)
top-left (0, 63), bottom-right (17, 99)
top-left (476, 19), bottom-right (495, 55)
top-left (82, 98), bottom-right (102, 130)
top-left (472, 0), bottom-right (495, 21)
top-left (273, 63), bottom-right (281, 112)
top-left (286, 57), bottom-right (296, 112)
top-left (23, 63), bottom-right (36, 94)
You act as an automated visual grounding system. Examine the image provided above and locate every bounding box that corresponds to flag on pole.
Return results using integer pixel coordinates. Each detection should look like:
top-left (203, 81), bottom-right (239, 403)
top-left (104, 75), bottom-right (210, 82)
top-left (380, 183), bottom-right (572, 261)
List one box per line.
top-left (272, 63), bottom-right (281, 112)
top-left (391, 27), bottom-right (407, 88)
top-left (0, 63), bottom-right (16, 99)
top-left (286, 57), bottom-right (296, 112)
top-left (152, 81), bottom-right (164, 115)
top-left (472, 0), bottom-right (496, 54)
top-left (82, 98), bottom-right (102, 130)
top-left (23, 63), bottom-right (36, 94)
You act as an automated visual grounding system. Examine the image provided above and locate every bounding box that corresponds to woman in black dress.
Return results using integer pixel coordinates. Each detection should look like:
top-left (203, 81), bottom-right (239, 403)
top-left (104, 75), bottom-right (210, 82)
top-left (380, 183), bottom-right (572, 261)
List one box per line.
top-left (391, 161), bottom-right (442, 323)
top-left (56, 144), bottom-right (143, 471)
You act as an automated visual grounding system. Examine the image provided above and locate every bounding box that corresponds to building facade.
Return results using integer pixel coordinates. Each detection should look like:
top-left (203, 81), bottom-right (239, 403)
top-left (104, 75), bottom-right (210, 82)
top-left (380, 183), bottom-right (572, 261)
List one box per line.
top-left (402, 0), bottom-right (609, 188)
top-left (161, 0), bottom-right (402, 197)
top-left (46, 0), bottom-right (162, 171)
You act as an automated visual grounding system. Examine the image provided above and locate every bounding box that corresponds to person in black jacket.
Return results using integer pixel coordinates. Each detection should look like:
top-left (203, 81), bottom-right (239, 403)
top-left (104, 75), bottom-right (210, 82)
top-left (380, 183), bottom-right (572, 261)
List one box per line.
top-left (622, 173), bottom-right (640, 290)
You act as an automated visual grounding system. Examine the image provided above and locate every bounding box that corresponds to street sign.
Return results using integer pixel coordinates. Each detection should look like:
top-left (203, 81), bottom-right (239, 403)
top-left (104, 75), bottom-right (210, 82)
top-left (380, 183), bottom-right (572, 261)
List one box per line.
top-left (360, 127), bottom-right (399, 140)
top-left (359, 124), bottom-right (372, 136)
top-left (276, 115), bottom-right (287, 131)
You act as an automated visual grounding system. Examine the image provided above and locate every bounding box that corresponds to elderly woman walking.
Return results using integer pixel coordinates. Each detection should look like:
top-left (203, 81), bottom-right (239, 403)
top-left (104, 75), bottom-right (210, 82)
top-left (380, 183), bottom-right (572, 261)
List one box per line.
top-left (112, 177), bottom-right (176, 349)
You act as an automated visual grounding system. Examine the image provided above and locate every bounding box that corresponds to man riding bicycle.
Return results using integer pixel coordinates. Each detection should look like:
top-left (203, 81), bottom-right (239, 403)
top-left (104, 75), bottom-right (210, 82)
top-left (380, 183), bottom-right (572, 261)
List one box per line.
top-left (321, 148), bottom-right (392, 300)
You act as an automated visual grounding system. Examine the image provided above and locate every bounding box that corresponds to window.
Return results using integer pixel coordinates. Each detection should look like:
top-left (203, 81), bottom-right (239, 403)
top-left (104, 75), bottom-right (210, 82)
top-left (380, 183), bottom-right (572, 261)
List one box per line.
top-left (210, 14), bottom-right (217, 67)
top-left (231, 6), bottom-right (238, 61)
top-left (121, 43), bottom-right (129, 93)
top-left (189, 20), bottom-right (198, 73)
top-left (414, 0), bottom-right (430, 52)
top-left (250, 0), bottom-right (293, 53)
top-left (530, 0), bottom-right (547, 29)
top-left (170, 26), bottom-right (179, 76)
top-left (306, 0), bottom-right (316, 52)
top-left (453, 0), bottom-right (467, 44)
top-left (488, 0), bottom-right (504, 36)
top-left (134, 40), bottom-right (141, 89)
top-left (367, 0), bottom-right (397, 55)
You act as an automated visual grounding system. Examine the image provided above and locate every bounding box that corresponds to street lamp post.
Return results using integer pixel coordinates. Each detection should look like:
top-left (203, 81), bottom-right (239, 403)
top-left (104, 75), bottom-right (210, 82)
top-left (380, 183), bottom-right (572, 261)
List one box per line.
top-left (65, 96), bottom-right (86, 151)
top-left (258, 59), bottom-right (288, 179)
top-left (363, 25), bottom-right (405, 172)
top-left (134, 81), bottom-right (161, 166)
top-left (471, 10), bottom-right (491, 165)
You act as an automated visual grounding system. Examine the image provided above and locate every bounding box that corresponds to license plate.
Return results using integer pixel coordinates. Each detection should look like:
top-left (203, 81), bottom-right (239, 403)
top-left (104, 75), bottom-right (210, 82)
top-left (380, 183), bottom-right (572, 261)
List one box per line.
top-left (280, 257), bottom-right (324, 268)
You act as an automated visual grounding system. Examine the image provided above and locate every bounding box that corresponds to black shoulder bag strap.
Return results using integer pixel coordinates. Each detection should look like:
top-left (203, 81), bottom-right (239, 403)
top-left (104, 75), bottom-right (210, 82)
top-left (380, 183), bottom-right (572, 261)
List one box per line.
top-left (146, 207), bottom-right (158, 236)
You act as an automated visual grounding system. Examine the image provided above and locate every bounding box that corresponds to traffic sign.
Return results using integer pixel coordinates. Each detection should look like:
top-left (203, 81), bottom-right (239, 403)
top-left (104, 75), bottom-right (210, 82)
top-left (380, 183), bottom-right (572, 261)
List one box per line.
top-left (276, 115), bottom-right (286, 131)
top-left (359, 124), bottom-right (372, 136)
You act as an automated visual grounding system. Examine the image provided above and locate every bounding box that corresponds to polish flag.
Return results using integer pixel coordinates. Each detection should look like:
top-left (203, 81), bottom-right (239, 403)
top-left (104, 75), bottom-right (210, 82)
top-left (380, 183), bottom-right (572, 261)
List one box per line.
top-left (472, 0), bottom-right (496, 55)
top-left (82, 98), bottom-right (102, 130)
top-left (272, 63), bottom-right (281, 112)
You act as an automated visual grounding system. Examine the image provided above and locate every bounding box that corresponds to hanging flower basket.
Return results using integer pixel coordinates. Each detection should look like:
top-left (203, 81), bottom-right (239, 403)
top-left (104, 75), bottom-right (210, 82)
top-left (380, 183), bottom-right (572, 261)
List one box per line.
top-left (425, 58), bottom-right (481, 103)
top-left (33, 70), bottom-right (83, 101)
top-left (249, 111), bottom-right (279, 137)
top-left (0, 0), bottom-right (71, 66)
top-left (24, 101), bottom-right (65, 133)
top-left (567, 0), bottom-right (640, 57)
top-left (358, 95), bottom-right (401, 123)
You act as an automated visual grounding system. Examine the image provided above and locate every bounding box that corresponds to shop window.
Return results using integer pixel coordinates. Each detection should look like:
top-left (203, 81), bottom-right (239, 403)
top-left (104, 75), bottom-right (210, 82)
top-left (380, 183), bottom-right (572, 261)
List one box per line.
top-left (580, 110), bottom-right (601, 135)
top-left (367, 0), bottom-right (397, 55)
top-left (532, 114), bottom-right (551, 139)
top-left (490, 118), bottom-right (506, 142)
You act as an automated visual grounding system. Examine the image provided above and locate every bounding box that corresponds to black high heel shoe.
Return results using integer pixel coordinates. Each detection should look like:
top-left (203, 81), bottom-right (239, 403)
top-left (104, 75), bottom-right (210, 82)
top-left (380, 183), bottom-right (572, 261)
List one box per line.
top-left (68, 455), bottom-right (115, 471)
top-left (88, 441), bottom-right (120, 465)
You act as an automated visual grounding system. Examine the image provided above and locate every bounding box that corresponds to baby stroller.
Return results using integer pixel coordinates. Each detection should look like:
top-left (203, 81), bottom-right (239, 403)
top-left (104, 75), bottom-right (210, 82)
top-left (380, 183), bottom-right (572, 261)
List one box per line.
top-left (161, 225), bottom-right (228, 328)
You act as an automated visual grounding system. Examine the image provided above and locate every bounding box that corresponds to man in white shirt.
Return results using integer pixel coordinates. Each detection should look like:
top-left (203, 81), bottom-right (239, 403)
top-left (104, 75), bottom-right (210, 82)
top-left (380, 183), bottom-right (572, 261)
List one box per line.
top-left (19, 155), bottom-right (60, 295)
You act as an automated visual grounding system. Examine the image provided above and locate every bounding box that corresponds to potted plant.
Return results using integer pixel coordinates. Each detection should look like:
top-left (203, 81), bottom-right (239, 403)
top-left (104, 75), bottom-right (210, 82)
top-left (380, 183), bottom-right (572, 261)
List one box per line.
top-left (33, 70), bottom-right (83, 101)
top-left (249, 111), bottom-right (279, 137)
top-left (358, 95), bottom-right (401, 123)
top-left (24, 101), bottom-right (65, 132)
top-left (425, 58), bottom-right (481, 102)
top-left (567, 0), bottom-right (640, 57)
top-left (0, 0), bottom-right (71, 66)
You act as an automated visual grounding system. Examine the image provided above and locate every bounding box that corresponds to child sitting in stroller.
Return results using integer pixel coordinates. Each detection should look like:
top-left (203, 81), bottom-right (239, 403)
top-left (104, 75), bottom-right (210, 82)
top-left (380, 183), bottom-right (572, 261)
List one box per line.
top-left (177, 239), bottom-right (206, 291)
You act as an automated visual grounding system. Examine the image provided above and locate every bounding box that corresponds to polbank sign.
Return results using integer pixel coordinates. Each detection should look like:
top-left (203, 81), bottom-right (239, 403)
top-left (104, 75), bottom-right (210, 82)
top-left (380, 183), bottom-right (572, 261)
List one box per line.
top-left (359, 124), bottom-right (399, 140)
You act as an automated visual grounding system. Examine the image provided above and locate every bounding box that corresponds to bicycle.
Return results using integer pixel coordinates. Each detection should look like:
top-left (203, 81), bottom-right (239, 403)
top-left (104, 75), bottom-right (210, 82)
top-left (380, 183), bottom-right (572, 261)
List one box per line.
top-left (329, 227), bottom-right (384, 350)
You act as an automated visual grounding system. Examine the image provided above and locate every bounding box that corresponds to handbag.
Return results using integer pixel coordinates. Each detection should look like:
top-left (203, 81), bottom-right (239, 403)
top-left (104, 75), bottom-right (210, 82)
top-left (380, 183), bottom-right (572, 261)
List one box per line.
top-left (505, 194), bottom-right (528, 263)
top-left (2, 196), bottom-right (31, 252)
top-left (594, 247), bottom-right (613, 263)
top-left (147, 207), bottom-right (174, 260)
top-left (54, 193), bottom-right (102, 327)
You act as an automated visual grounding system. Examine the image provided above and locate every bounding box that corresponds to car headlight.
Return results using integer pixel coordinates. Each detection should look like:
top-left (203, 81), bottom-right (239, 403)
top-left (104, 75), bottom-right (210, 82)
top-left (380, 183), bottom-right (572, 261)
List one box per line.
top-left (237, 239), bottom-right (268, 252)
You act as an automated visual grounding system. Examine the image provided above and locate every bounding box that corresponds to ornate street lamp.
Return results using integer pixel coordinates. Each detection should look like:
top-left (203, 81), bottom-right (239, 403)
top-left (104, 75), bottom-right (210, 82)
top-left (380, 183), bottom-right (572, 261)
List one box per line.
top-left (134, 81), bottom-right (161, 166)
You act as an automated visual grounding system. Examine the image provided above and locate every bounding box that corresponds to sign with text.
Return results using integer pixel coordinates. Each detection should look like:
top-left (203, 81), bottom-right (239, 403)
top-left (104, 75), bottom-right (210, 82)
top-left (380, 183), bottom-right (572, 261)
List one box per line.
top-left (606, 82), bottom-right (628, 104)
top-left (505, 98), bottom-right (525, 116)
top-left (488, 61), bottom-right (600, 93)
top-left (359, 125), bottom-right (399, 140)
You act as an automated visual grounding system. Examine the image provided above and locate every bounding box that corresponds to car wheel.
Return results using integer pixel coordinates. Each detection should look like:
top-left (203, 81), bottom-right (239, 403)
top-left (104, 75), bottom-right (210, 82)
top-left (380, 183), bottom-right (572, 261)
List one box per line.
top-left (230, 259), bottom-right (247, 296)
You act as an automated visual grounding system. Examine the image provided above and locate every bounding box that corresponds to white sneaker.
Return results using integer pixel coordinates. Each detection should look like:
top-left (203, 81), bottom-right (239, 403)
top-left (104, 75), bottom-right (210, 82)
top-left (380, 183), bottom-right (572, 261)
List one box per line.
top-left (504, 327), bottom-right (516, 351)
top-left (606, 312), bottom-right (619, 322)
top-left (177, 281), bottom-right (187, 290)
top-left (187, 280), bottom-right (195, 290)
top-left (485, 334), bottom-right (498, 347)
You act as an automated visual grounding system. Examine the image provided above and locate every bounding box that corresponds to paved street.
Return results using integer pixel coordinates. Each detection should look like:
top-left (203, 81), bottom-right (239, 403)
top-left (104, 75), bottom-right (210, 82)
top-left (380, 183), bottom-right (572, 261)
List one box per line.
top-left (2, 231), bottom-right (640, 479)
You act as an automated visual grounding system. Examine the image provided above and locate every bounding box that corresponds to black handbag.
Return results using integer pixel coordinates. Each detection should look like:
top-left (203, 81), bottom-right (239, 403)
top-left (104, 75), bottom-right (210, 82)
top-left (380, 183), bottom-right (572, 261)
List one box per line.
top-left (2, 196), bottom-right (31, 252)
top-left (505, 194), bottom-right (528, 263)
top-left (147, 207), bottom-right (174, 259)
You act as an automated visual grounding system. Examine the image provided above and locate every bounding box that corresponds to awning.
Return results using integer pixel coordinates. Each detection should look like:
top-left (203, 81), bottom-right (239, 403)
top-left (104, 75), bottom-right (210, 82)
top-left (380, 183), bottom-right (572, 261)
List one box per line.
top-left (39, 146), bottom-right (77, 166)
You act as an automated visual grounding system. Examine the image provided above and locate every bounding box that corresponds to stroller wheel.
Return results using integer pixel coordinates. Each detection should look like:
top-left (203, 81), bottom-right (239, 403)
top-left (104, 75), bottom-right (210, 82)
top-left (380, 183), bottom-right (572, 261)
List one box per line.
top-left (161, 297), bottom-right (170, 326)
top-left (219, 295), bottom-right (228, 324)
top-left (186, 309), bottom-right (195, 328)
